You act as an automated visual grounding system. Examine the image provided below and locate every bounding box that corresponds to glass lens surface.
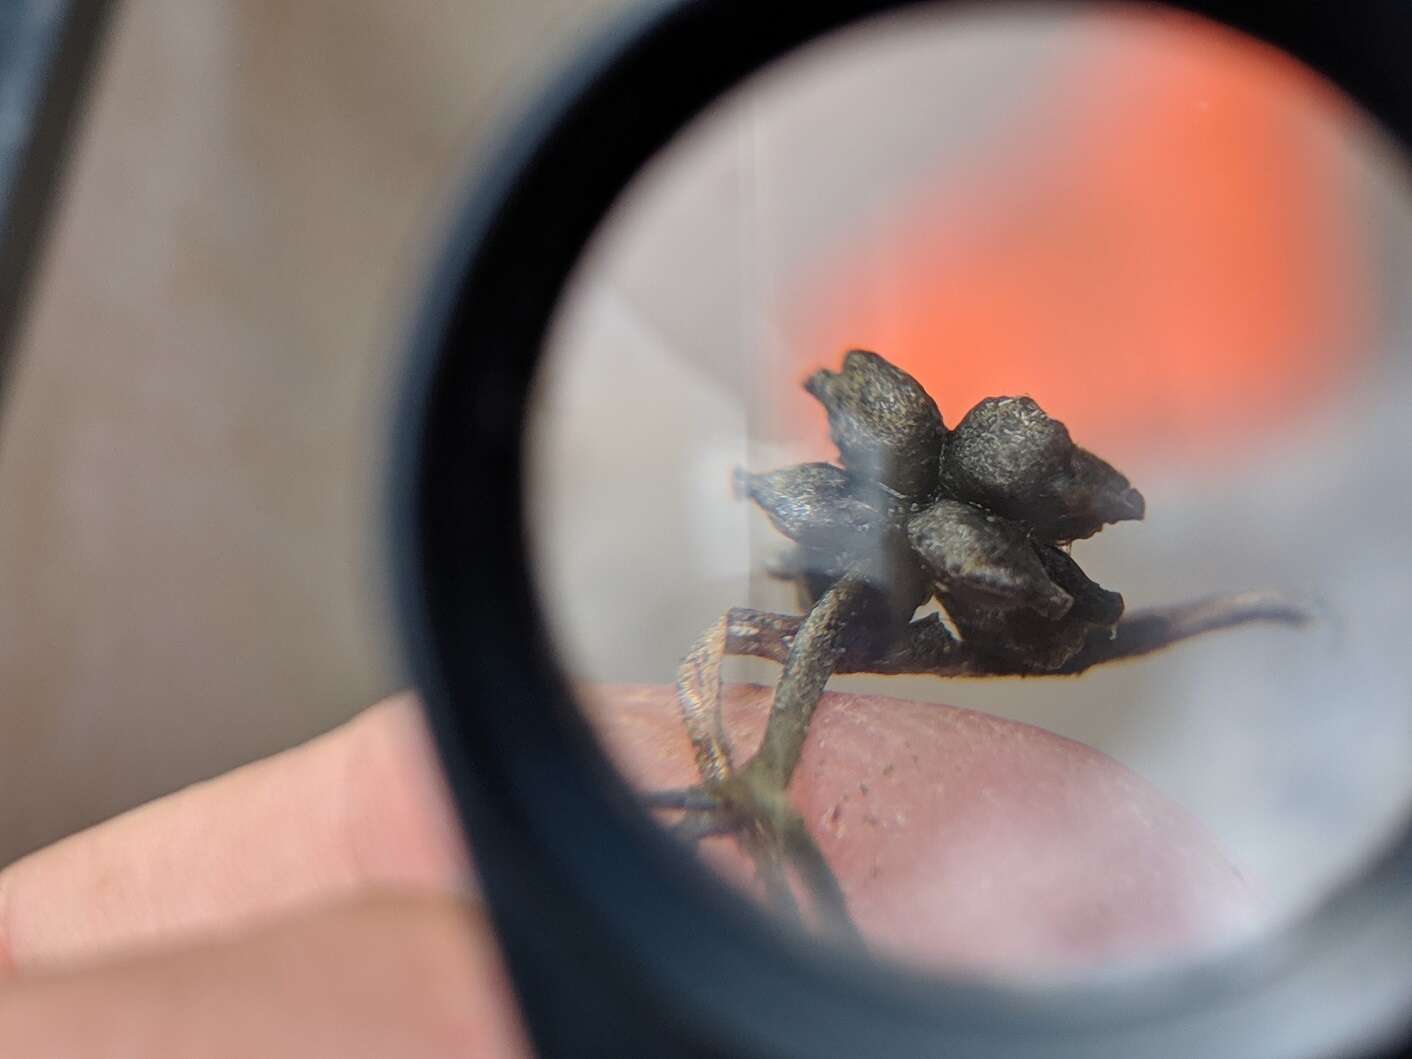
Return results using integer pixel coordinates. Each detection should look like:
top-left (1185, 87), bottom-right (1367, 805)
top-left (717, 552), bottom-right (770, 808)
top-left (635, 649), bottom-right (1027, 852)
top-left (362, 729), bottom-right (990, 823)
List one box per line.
top-left (527, 2), bottom-right (1412, 981)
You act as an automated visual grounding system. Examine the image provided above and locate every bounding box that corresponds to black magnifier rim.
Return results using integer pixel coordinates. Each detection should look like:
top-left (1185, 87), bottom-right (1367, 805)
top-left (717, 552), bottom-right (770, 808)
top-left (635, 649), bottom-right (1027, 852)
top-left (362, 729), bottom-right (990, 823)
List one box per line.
top-left (393, 2), bottom-right (1412, 1056)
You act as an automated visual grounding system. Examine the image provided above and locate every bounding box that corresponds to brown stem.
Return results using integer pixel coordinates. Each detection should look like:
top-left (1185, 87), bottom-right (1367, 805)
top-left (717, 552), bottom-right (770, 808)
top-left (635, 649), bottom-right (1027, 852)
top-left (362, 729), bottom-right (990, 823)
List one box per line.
top-left (782, 818), bottom-right (861, 944)
top-left (1055, 591), bottom-right (1312, 674)
top-left (722, 591), bottom-right (1310, 680)
top-left (674, 614), bottom-right (735, 784)
top-left (748, 570), bottom-right (869, 787)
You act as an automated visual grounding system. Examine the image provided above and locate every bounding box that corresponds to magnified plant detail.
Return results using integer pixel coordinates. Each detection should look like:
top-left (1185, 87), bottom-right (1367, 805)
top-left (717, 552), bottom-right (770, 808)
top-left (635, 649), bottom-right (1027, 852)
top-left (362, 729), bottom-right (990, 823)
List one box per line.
top-left (646, 349), bottom-right (1309, 940)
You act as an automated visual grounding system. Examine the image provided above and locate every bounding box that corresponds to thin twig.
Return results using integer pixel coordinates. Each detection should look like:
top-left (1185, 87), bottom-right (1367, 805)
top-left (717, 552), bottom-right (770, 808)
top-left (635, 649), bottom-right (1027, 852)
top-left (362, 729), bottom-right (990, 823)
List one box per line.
top-left (674, 614), bottom-right (735, 784)
top-left (751, 570), bottom-right (870, 787)
top-left (782, 818), bottom-right (861, 944)
top-left (718, 591), bottom-right (1311, 680)
top-left (747, 833), bottom-right (804, 924)
top-left (642, 788), bottom-right (719, 811)
top-left (1055, 591), bottom-right (1312, 674)
top-left (671, 811), bottom-right (734, 843)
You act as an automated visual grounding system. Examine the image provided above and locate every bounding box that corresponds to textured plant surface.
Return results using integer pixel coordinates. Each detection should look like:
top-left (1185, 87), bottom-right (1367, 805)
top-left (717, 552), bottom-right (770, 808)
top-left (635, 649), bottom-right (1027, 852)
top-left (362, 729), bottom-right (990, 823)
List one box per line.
top-left (648, 350), bottom-right (1305, 940)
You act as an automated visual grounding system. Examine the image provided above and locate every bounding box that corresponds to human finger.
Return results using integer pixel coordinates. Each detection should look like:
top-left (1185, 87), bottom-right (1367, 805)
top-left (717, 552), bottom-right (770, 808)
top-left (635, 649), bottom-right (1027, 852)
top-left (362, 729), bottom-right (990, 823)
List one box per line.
top-left (0, 693), bottom-right (468, 975)
top-left (2, 683), bottom-right (1254, 980)
top-left (587, 683), bottom-right (1257, 974)
top-left (0, 893), bottom-right (530, 1058)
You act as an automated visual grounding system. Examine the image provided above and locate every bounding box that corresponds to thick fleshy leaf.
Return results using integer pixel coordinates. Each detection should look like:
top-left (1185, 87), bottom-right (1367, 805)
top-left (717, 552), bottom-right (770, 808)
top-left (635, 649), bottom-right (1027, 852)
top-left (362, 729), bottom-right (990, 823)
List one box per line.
top-left (940, 396), bottom-right (1144, 542)
top-left (804, 349), bottom-right (945, 499)
top-left (907, 499), bottom-right (1072, 619)
top-left (739, 463), bottom-right (881, 549)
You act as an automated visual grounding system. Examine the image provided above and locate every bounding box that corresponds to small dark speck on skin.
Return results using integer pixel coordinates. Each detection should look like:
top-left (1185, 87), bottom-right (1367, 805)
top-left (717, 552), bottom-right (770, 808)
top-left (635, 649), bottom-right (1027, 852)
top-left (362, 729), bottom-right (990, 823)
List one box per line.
top-left (864, 813), bottom-right (881, 827)
top-left (882, 763), bottom-right (895, 777)
top-left (859, 782), bottom-right (870, 796)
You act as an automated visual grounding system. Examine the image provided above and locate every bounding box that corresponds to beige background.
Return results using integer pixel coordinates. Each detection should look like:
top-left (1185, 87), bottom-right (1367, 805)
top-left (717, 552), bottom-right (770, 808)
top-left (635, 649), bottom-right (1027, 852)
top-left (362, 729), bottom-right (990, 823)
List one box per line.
top-left (0, 0), bottom-right (626, 865)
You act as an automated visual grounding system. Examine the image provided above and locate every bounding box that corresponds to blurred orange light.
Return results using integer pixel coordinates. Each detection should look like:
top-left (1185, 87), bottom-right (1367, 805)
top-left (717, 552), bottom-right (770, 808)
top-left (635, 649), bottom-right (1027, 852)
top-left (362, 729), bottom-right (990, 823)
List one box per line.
top-left (787, 9), bottom-right (1370, 467)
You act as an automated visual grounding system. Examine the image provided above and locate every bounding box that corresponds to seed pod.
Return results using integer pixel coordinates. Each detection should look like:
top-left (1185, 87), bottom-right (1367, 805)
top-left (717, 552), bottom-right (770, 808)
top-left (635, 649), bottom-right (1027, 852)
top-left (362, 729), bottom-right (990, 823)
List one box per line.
top-left (941, 396), bottom-right (1144, 542)
top-left (936, 534), bottom-right (1126, 670)
top-left (804, 349), bottom-right (946, 499)
top-left (1031, 541), bottom-right (1125, 629)
top-left (907, 499), bottom-right (1072, 619)
top-left (738, 463), bottom-right (880, 549)
top-left (1045, 448), bottom-right (1147, 542)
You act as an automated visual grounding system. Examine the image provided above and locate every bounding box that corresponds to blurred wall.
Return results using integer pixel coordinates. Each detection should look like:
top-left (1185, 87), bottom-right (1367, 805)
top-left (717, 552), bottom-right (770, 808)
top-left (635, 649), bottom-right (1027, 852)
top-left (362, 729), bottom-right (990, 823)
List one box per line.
top-left (0, 0), bottom-right (627, 864)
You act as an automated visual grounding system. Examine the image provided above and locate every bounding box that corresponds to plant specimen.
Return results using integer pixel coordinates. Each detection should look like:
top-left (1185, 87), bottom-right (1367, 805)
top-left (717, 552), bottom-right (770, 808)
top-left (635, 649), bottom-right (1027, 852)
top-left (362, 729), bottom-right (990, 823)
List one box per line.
top-left (647, 350), bottom-right (1305, 938)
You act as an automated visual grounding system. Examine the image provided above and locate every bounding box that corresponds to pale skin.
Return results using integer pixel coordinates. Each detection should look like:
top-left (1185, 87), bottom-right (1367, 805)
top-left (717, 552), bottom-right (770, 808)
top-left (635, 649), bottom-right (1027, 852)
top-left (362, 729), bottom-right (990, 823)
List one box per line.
top-left (0, 688), bottom-right (1261, 1056)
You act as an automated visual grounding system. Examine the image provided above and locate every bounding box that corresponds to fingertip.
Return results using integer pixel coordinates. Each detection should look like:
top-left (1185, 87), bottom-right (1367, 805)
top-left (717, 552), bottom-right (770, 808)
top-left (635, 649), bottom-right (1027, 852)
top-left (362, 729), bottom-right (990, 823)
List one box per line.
top-left (589, 683), bottom-right (1258, 974)
top-left (0, 895), bottom-right (532, 1058)
top-left (0, 871), bottom-right (14, 980)
top-left (339, 694), bottom-right (474, 897)
top-left (0, 692), bottom-right (472, 974)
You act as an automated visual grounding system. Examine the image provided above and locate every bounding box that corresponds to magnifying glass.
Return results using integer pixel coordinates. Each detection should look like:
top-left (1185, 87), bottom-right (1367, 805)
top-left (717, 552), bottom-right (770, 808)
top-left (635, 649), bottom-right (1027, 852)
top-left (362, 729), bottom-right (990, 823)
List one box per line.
top-left (393, 2), bottom-right (1412, 1056)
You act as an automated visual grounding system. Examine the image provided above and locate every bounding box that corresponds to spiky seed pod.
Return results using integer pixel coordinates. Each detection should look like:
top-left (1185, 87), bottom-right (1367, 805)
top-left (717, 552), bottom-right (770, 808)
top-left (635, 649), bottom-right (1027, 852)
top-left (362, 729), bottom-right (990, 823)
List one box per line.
top-left (907, 499), bottom-right (1073, 619)
top-left (748, 352), bottom-right (1140, 668)
top-left (1030, 542), bottom-right (1125, 629)
top-left (941, 396), bottom-right (1145, 542)
top-left (930, 535), bottom-right (1126, 671)
top-left (804, 349), bottom-right (946, 500)
top-left (737, 463), bottom-right (882, 550)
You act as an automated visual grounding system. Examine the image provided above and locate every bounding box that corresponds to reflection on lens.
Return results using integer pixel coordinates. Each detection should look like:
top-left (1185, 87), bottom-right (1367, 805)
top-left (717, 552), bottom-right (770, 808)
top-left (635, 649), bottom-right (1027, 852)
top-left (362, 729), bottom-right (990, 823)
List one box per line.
top-left (527, 2), bottom-right (1412, 981)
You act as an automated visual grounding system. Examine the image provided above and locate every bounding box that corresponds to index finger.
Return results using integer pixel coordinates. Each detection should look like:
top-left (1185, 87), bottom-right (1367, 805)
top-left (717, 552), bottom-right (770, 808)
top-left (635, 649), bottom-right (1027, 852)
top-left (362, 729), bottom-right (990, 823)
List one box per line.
top-left (0, 693), bottom-right (470, 975)
top-left (1, 684), bottom-right (1255, 979)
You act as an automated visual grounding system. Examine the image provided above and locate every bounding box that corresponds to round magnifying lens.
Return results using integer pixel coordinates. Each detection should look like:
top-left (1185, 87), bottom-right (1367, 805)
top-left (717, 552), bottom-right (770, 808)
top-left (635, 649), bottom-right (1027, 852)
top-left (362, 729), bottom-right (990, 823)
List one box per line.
top-left (531, 1), bottom-right (1412, 981)
top-left (397, 2), bottom-right (1412, 1055)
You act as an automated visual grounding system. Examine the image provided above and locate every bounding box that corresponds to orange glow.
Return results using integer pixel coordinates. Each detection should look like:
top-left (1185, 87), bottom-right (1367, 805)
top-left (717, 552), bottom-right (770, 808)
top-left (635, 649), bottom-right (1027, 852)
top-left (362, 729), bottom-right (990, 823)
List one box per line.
top-left (787, 9), bottom-right (1370, 466)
